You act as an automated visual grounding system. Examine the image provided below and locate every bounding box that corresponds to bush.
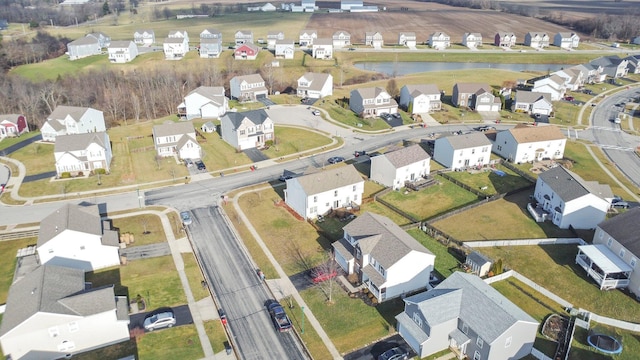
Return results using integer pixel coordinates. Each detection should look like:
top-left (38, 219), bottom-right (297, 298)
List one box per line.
top-left (60, 172), bottom-right (71, 179)
top-left (265, 140), bottom-right (274, 147)
top-left (77, 171), bottom-right (84, 177)
top-left (94, 168), bottom-right (107, 175)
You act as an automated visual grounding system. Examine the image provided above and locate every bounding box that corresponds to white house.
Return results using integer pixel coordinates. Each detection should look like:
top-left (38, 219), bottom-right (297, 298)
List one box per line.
top-left (229, 74), bottom-right (269, 102)
top-left (67, 36), bottom-right (101, 60)
top-left (365, 31), bottom-right (384, 48)
top-left (494, 32), bottom-right (516, 48)
top-left (429, 32), bottom-right (450, 50)
top-left (312, 38), bottom-right (333, 59)
top-left (433, 132), bottom-right (492, 170)
top-left (552, 67), bottom-right (584, 91)
top-left (590, 56), bottom-right (629, 79)
top-left (234, 30), bottom-right (253, 46)
top-left (291, 0), bottom-right (316, 12)
top-left (299, 30), bottom-right (317, 47)
top-left (297, 72), bottom-right (333, 99)
top-left (398, 32), bottom-right (417, 47)
top-left (332, 31), bottom-right (351, 48)
top-left (532, 74), bottom-right (566, 101)
top-left (267, 31), bottom-right (285, 49)
top-left (178, 86), bottom-right (229, 120)
top-left (625, 55), bottom-right (640, 74)
top-left (133, 29), bottom-right (155, 46)
top-left (41, 106), bottom-right (106, 142)
top-left (452, 83), bottom-right (501, 112)
top-left (553, 32), bottom-right (580, 49)
top-left (511, 91), bottom-right (553, 116)
top-left (152, 121), bottom-right (201, 160)
top-left (0, 265), bottom-right (130, 360)
top-left (370, 144), bottom-right (431, 190)
top-left (399, 84), bottom-right (442, 114)
top-left (524, 32), bottom-right (549, 49)
top-left (341, 0), bottom-right (363, 10)
top-left (199, 29), bottom-right (223, 58)
top-left (107, 40), bottom-right (138, 63)
top-left (0, 114), bottom-right (29, 140)
top-left (220, 109), bottom-right (274, 150)
top-left (349, 87), bottom-right (398, 118)
top-left (462, 32), bottom-right (483, 49)
top-left (36, 204), bottom-right (120, 271)
top-left (493, 124), bottom-right (565, 163)
top-left (54, 132), bottom-right (112, 177)
top-left (531, 166), bottom-right (613, 229)
top-left (284, 165), bottom-right (364, 220)
top-left (275, 39), bottom-right (295, 59)
top-left (163, 30), bottom-right (189, 60)
top-left (333, 212), bottom-right (435, 302)
top-left (396, 272), bottom-right (538, 360)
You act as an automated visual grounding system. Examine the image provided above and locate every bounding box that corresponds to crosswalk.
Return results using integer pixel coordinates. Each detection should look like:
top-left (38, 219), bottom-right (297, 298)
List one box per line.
top-left (598, 144), bottom-right (636, 151)
top-left (589, 126), bottom-right (621, 132)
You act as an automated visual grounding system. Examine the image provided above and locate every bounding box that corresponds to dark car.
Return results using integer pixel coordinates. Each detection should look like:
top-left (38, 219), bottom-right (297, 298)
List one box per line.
top-left (378, 347), bottom-right (408, 360)
top-left (612, 201), bottom-right (629, 209)
top-left (279, 174), bottom-right (293, 181)
top-left (564, 96), bottom-right (574, 101)
top-left (391, 113), bottom-right (401, 119)
top-left (327, 156), bottom-right (345, 164)
top-left (354, 150), bottom-right (367, 157)
top-left (476, 126), bottom-right (495, 132)
top-left (195, 160), bottom-right (206, 171)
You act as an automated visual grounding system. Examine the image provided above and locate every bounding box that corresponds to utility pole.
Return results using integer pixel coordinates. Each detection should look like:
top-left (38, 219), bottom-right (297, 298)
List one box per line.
top-left (301, 306), bottom-right (305, 334)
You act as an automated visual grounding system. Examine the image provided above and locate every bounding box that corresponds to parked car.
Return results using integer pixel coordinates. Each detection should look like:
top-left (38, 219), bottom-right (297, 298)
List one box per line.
top-left (0, 183), bottom-right (5, 194)
top-left (391, 113), bottom-right (401, 119)
top-left (327, 156), bottom-right (345, 164)
top-left (612, 201), bottom-right (629, 209)
top-left (195, 160), bottom-right (206, 171)
top-left (612, 195), bottom-right (623, 203)
top-left (279, 174), bottom-right (293, 181)
top-left (180, 211), bottom-right (193, 226)
top-left (267, 301), bottom-right (292, 332)
top-left (476, 126), bottom-right (495, 132)
top-left (143, 308), bottom-right (176, 331)
top-left (184, 158), bottom-right (194, 167)
top-left (379, 113), bottom-right (392, 121)
top-left (564, 96), bottom-right (574, 101)
top-left (354, 150), bottom-right (366, 157)
top-left (378, 347), bottom-right (409, 360)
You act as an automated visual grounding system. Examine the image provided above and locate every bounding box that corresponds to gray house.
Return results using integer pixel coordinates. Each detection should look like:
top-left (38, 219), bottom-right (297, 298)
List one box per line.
top-left (220, 109), bottom-right (274, 150)
top-left (396, 272), bottom-right (538, 360)
top-left (589, 56), bottom-right (629, 79)
top-left (67, 36), bottom-right (101, 60)
top-left (199, 29), bottom-right (223, 58)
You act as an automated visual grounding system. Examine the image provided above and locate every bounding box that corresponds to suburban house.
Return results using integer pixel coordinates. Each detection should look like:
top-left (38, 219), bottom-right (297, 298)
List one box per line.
top-left (532, 74), bottom-right (566, 101)
top-left (553, 32), bottom-right (580, 49)
top-left (235, 30), bottom-right (253, 46)
top-left (511, 91), bottom-right (553, 116)
top-left (163, 30), bottom-right (189, 60)
top-left (86, 32), bottom-right (110, 48)
top-left (178, 86), bottom-right (229, 120)
top-left (370, 144), bottom-right (431, 190)
top-left (312, 38), bottom-right (333, 59)
top-left (396, 272), bottom-right (538, 360)
top-left (462, 32), bottom-right (483, 49)
top-left (297, 72), bottom-right (333, 99)
top-left (67, 36), bottom-right (101, 60)
top-left (552, 67), bottom-right (585, 91)
top-left (341, 0), bottom-right (363, 11)
top-left (248, 2), bottom-right (276, 11)
top-left (451, 83), bottom-right (501, 112)
top-left (524, 32), bottom-right (550, 49)
top-left (0, 265), bottom-right (130, 360)
top-left (229, 74), bottom-right (268, 102)
top-left (107, 40), bottom-right (138, 63)
top-left (365, 31), bottom-right (384, 48)
top-left (333, 212), bottom-right (436, 302)
top-left (429, 32), bottom-right (451, 50)
top-left (624, 55), bottom-right (640, 74)
top-left (398, 32), bottom-right (417, 47)
top-left (349, 87), bottom-right (398, 118)
top-left (54, 132), bottom-right (112, 177)
top-left (199, 29), bottom-right (223, 58)
top-left (152, 121), bottom-right (201, 160)
top-left (41, 106), bottom-right (106, 142)
top-left (590, 56), bottom-right (629, 79)
top-left (633, 36), bottom-right (640, 45)
top-left (494, 32), bottom-right (516, 48)
top-left (569, 63), bottom-right (602, 84)
top-left (267, 31), bottom-right (285, 49)
top-left (576, 208), bottom-right (640, 295)
top-left (399, 84), bottom-right (442, 113)
top-left (291, 0), bottom-right (316, 12)
top-left (284, 164), bottom-right (364, 220)
top-left (275, 39), bottom-right (295, 59)
top-left (465, 251), bottom-right (492, 277)
top-left (220, 109), bottom-right (274, 150)
top-left (234, 42), bottom-right (260, 60)
top-left (433, 132), bottom-right (492, 170)
top-left (493, 124), bottom-right (565, 163)
top-left (36, 203), bottom-right (120, 271)
top-left (531, 166), bottom-right (613, 229)
top-left (201, 121), bottom-right (216, 133)
top-left (133, 29), bottom-right (155, 46)
top-left (0, 114), bottom-right (29, 140)
top-left (299, 30), bottom-right (317, 46)
top-left (332, 30), bottom-right (351, 48)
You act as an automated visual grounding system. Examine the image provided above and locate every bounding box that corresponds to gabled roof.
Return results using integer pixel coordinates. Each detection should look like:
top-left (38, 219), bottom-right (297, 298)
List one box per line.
top-left (108, 40), bottom-right (133, 48)
top-left (298, 72), bottom-right (332, 91)
top-left (267, 31), bottom-right (284, 37)
top-left (236, 42), bottom-right (260, 51)
top-left (526, 32), bottom-right (548, 38)
top-left (351, 87), bottom-right (389, 99)
top-left (380, 144), bottom-right (430, 169)
top-left (314, 38), bottom-right (333, 46)
top-left (0, 114), bottom-right (24, 125)
top-left (399, 32), bottom-right (416, 37)
top-left (232, 73), bottom-right (265, 84)
top-left (343, 212), bottom-right (433, 269)
top-left (506, 124), bottom-right (564, 144)
top-left (54, 132), bottom-right (108, 153)
top-left (48, 106), bottom-right (92, 122)
top-left (168, 30), bottom-right (187, 37)
top-left (404, 84), bottom-right (440, 97)
top-left (37, 204), bottom-right (103, 247)
top-left (153, 121), bottom-right (194, 138)
top-left (514, 91), bottom-right (551, 104)
top-left (439, 132), bottom-right (492, 150)
top-left (164, 37), bottom-right (185, 44)
top-left (69, 36), bottom-right (99, 46)
top-left (300, 29), bottom-right (317, 36)
top-left (454, 82), bottom-right (491, 94)
top-left (538, 165), bottom-right (613, 202)
top-left (467, 251), bottom-right (491, 266)
top-left (597, 208), bottom-right (640, 255)
top-left (134, 29), bottom-right (154, 36)
top-left (464, 32), bottom-right (482, 38)
top-left (201, 29), bottom-right (221, 36)
top-left (556, 32), bottom-right (577, 38)
top-left (223, 109), bottom-right (270, 129)
top-left (235, 30), bottom-right (253, 36)
top-left (333, 31), bottom-right (351, 38)
top-left (590, 55), bottom-right (626, 67)
top-left (188, 86), bottom-right (225, 100)
top-left (496, 32), bottom-right (515, 37)
top-left (430, 32), bottom-right (449, 38)
top-left (293, 164), bottom-right (362, 196)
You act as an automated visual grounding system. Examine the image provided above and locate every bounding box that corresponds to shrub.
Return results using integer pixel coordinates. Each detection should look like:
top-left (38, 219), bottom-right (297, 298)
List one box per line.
top-left (94, 168), bottom-right (107, 175)
top-left (265, 140), bottom-right (274, 147)
top-left (60, 172), bottom-right (71, 178)
top-left (77, 171), bottom-right (84, 177)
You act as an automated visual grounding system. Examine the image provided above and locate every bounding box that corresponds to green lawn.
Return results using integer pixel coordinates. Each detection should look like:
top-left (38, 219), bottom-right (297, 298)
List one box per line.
top-left (0, 132), bottom-right (41, 151)
top-left (0, 237), bottom-right (37, 303)
top-left (183, 253), bottom-right (210, 302)
top-left (203, 320), bottom-right (229, 354)
top-left (137, 325), bottom-right (204, 360)
top-left (112, 214), bottom-right (166, 246)
top-left (444, 164), bottom-right (533, 196)
top-left (283, 298), bottom-right (334, 360)
top-left (570, 323), bottom-right (640, 360)
top-left (407, 229), bottom-right (462, 278)
top-left (359, 200), bottom-right (413, 226)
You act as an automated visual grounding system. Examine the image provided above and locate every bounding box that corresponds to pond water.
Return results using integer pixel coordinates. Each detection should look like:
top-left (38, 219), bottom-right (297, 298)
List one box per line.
top-left (353, 61), bottom-right (570, 76)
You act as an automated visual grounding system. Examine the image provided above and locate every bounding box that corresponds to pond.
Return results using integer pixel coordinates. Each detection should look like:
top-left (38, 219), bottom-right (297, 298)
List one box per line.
top-left (353, 61), bottom-right (571, 76)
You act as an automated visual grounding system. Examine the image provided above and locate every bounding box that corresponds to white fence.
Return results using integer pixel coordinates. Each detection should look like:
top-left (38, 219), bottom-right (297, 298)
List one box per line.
top-left (586, 311), bottom-right (640, 332)
top-left (465, 238), bottom-right (585, 248)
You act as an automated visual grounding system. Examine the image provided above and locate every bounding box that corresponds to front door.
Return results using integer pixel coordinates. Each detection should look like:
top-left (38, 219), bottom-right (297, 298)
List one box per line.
top-left (333, 200), bottom-right (340, 208)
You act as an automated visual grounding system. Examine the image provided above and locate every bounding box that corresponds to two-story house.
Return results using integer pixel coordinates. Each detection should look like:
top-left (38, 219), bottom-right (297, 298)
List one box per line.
top-left (107, 40), bottom-right (138, 63)
top-left (86, 32), bottom-right (110, 48)
top-left (531, 166), bottom-right (613, 229)
top-left (624, 54), bottom-right (640, 74)
top-left (234, 42), bottom-right (260, 60)
top-left (493, 124), bottom-right (565, 163)
top-left (462, 32), bottom-right (483, 49)
top-left (524, 32), bottom-right (549, 49)
top-left (152, 121), bottom-right (201, 160)
top-left (399, 84), bottom-right (442, 113)
top-left (299, 30), bottom-right (317, 47)
top-left (0, 114), bottom-right (29, 140)
top-left (532, 74), bottom-right (566, 101)
top-left (433, 132), bottom-right (492, 170)
top-left (429, 32), bottom-right (450, 50)
top-left (370, 144), bottom-right (430, 190)
top-left (163, 30), bottom-right (189, 60)
top-left (365, 31), bottom-right (384, 48)
top-left (297, 72), bottom-right (333, 99)
top-left (178, 86), bottom-right (229, 120)
top-left (284, 164), bottom-right (364, 220)
top-left (396, 272), bottom-right (538, 360)
top-left (511, 91), bottom-right (553, 116)
top-left (41, 106), bottom-right (106, 142)
top-left (590, 55), bottom-right (629, 79)
top-left (553, 32), bottom-right (580, 49)
top-left (398, 32), bottom-right (417, 47)
top-left (230, 74), bottom-right (269, 102)
top-left (332, 31), bottom-right (351, 48)
top-left (494, 32), bottom-right (516, 48)
top-left (275, 39), bottom-right (295, 59)
top-left (312, 38), bottom-right (333, 59)
top-left (333, 212), bottom-right (435, 302)
top-left (552, 67), bottom-right (584, 91)
top-left (349, 87), bottom-right (398, 118)
top-left (235, 30), bottom-right (253, 46)
top-left (133, 29), bottom-right (155, 46)
top-left (452, 83), bottom-right (501, 112)
top-left (267, 31), bottom-right (285, 50)
top-left (67, 36), bottom-right (101, 60)
top-left (54, 132), bottom-right (112, 177)
top-left (199, 29), bottom-right (223, 58)
top-left (220, 109), bottom-right (274, 150)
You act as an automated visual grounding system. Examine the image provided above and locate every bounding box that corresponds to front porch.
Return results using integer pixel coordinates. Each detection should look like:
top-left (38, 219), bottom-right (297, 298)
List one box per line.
top-left (576, 245), bottom-right (631, 290)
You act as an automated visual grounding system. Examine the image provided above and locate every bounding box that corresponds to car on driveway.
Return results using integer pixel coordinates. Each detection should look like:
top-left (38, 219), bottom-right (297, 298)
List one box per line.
top-left (279, 174), bottom-right (293, 181)
top-left (184, 158), bottom-right (194, 168)
top-left (391, 113), bottom-right (401, 119)
top-left (564, 96), bottom-right (574, 101)
top-left (378, 347), bottom-right (408, 360)
top-left (379, 113), bottom-right (392, 121)
top-left (195, 160), bottom-right (206, 171)
top-left (327, 156), bottom-right (345, 164)
top-left (143, 308), bottom-right (176, 331)
top-left (612, 201), bottom-right (629, 209)
top-left (180, 211), bottom-right (193, 226)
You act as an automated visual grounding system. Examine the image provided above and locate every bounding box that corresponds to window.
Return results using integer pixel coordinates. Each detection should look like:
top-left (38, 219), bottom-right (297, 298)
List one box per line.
top-left (334, 190), bottom-right (338, 197)
top-left (607, 237), bottom-right (613, 247)
top-left (353, 185), bottom-right (356, 191)
top-left (80, 246), bottom-right (85, 250)
top-left (313, 196), bottom-right (317, 203)
top-left (48, 326), bottom-right (60, 338)
top-left (476, 337), bottom-right (484, 349)
top-left (240, 130), bottom-right (246, 135)
top-left (631, 258), bottom-right (637, 268)
top-left (354, 194), bottom-right (358, 201)
top-left (473, 351), bottom-right (481, 360)
top-left (68, 322), bottom-right (79, 333)
top-left (412, 312), bottom-right (422, 327)
top-left (497, 145), bottom-right (502, 151)
top-left (462, 323), bottom-right (469, 334)
top-left (505, 336), bottom-right (512, 348)
top-left (619, 248), bottom-right (626, 258)
top-left (472, 149), bottom-right (475, 154)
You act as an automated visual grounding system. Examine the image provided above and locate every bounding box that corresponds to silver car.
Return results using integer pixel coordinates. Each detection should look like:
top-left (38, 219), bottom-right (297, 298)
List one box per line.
top-left (143, 309), bottom-right (176, 331)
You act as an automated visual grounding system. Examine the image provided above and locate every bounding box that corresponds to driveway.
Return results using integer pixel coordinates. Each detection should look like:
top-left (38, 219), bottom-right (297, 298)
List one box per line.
top-left (343, 334), bottom-right (414, 360)
top-left (128, 304), bottom-right (193, 331)
top-left (23, 171), bottom-right (56, 183)
top-left (0, 134), bottom-right (42, 156)
top-left (243, 148), bottom-right (269, 162)
top-left (259, 98), bottom-right (276, 107)
top-left (120, 243), bottom-right (171, 260)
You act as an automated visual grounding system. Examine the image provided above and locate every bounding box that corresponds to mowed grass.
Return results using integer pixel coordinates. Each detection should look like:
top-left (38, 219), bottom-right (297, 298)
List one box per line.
top-left (137, 324), bottom-right (204, 360)
top-left (203, 320), bottom-right (229, 354)
top-left (479, 245), bottom-right (640, 322)
top-left (112, 214), bottom-right (166, 246)
top-left (434, 190), bottom-right (577, 241)
top-left (283, 297), bottom-right (333, 359)
top-left (182, 253), bottom-right (210, 302)
top-left (0, 237), bottom-right (37, 303)
top-left (570, 323), bottom-right (640, 360)
top-left (407, 228), bottom-right (462, 278)
top-left (0, 132), bottom-right (41, 151)
top-left (445, 164), bottom-right (533, 196)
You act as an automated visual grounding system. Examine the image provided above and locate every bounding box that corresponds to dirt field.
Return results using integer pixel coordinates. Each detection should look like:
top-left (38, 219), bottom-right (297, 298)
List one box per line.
top-left (495, 0), bottom-right (640, 20)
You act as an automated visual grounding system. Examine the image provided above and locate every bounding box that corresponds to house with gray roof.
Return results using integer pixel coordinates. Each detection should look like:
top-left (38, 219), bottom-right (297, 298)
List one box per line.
top-left (54, 131), bottom-right (112, 177)
top-left (462, 32), bottom-right (483, 49)
top-left (333, 212), bottom-right (435, 302)
top-left (589, 55), bottom-right (629, 80)
top-left (494, 32), bottom-right (516, 48)
top-left (199, 29), bottom-right (223, 58)
top-left (0, 114), bottom-right (29, 140)
top-left (553, 32), bottom-right (580, 49)
top-left (0, 265), bottom-right (130, 360)
top-left (220, 109), bottom-right (274, 150)
top-left (86, 32), bottom-right (111, 48)
top-left (284, 164), bottom-right (364, 220)
top-left (267, 31), bottom-right (285, 50)
top-left (152, 121), bottom-right (200, 159)
top-left (229, 74), bottom-right (268, 102)
top-left (163, 30), bottom-right (189, 60)
top-left (396, 272), bottom-right (538, 359)
top-left (299, 29), bottom-right (317, 47)
top-left (493, 124), bottom-right (565, 163)
top-left (235, 30), bottom-right (253, 46)
top-left (312, 38), bottom-right (333, 60)
top-left (452, 83), bottom-right (501, 112)
top-left (531, 165), bottom-right (613, 229)
top-left (41, 106), bottom-right (106, 142)
top-left (332, 30), bottom-right (351, 48)
top-left (107, 40), bottom-right (138, 63)
top-left (297, 72), bottom-right (333, 99)
top-left (399, 84), bottom-right (442, 114)
top-left (370, 144), bottom-right (430, 190)
top-left (133, 29), bottom-right (155, 46)
top-left (178, 86), bottom-right (228, 120)
top-left (524, 32), bottom-right (549, 49)
top-left (433, 132), bottom-right (492, 170)
top-left (577, 208), bottom-right (640, 295)
top-left (349, 87), bottom-right (398, 118)
top-left (532, 74), bottom-right (567, 101)
top-left (36, 203), bottom-right (120, 271)
top-left (512, 91), bottom-right (553, 116)
top-left (67, 36), bottom-right (101, 60)
top-left (429, 32), bottom-right (450, 50)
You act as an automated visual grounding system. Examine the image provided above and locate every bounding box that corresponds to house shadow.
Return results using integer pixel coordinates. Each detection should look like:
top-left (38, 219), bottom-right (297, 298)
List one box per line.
top-left (85, 267), bottom-right (129, 300)
top-left (486, 171), bottom-right (533, 195)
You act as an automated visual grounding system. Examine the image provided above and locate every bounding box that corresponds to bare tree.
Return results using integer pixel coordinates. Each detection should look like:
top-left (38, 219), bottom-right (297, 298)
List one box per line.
top-left (310, 251), bottom-right (339, 303)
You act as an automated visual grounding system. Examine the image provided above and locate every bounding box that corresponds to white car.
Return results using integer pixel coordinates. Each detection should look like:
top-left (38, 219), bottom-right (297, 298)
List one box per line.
top-left (143, 309), bottom-right (176, 331)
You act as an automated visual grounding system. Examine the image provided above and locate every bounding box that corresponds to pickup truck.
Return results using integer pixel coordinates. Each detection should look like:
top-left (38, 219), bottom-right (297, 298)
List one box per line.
top-left (267, 301), bottom-right (292, 332)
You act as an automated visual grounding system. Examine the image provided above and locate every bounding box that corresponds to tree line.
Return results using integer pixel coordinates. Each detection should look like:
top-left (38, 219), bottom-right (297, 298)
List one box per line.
top-left (0, 31), bottom-right (70, 69)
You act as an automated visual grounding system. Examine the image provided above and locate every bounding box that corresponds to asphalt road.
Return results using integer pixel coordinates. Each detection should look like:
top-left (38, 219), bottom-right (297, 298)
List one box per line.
top-left (187, 206), bottom-right (308, 360)
top-left (128, 304), bottom-right (193, 332)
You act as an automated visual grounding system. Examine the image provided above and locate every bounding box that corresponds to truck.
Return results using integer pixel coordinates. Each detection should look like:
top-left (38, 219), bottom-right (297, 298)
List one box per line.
top-left (267, 301), bottom-right (292, 332)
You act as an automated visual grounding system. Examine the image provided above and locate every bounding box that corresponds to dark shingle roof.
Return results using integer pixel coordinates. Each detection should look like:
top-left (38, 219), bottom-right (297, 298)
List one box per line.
top-left (54, 132), bottom-right (108, 153)
top-left (37, 204), bottom-right (102, 247)
top-left (597, 208), bottom-right (640, 256)
top-left (538, 166), bottom-right (612, 201)
top-left (382, 144), bottom-right (430, 168)
top-left (223, 109), bottom-right (270, 129)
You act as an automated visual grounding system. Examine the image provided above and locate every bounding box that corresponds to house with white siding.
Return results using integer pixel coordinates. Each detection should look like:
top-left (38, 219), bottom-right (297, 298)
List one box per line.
top-left (493, 124), bottom-right (565, 163)
top-left (333, 212), bottom-right (435, 302)
top-left (398, 32), bottom-right (417, 47)
top-left (370, 144), bottom-right (430, 190)
top-left (67, 36), bottom-right (101, 60)
top-left (0, 114), bottom-right (29, 140)
top-left (284, 165), bottom-right (364, 220)
top-left (532, 75), bottom-right (566, 101)
top-left (524, 32), bottom-right (549, 49)
top-left (553, 32), bottom-right (580, 49)
top-left (433, 133), bottom-right (492, 170)
top-left (235, 30), bottom-right (253, 46)
top-left (297, 72), bottom-right (333, 99)
top-left (178, 86), bottom-right (228, 120)
top-left (133, 29), bottom-right (155, 46)
top-left (199, 29), bottom-right (223, 58)
top-left (452, 83), bottom-right (501, 112)
top-left (399, 84), bottom-right (442, 113)
top-left (275, 39), bottom-right (295, 59)
top-left (220, 109), bottom-right (274, 150)
top-left (107, 40), bottom-right (138, 63)
top-left (365, 31), bottom-right (384, 48)
top-left (299, 30), bottom-right (317, 47)
top-left (429, 32), bottom-right (450, 50)
top-left (312, 38), bottom-right (333, 59)
top-left (41, 106), bottom-right (106, 142)
top-left (552, 67), bottom-right (585, 91)
top-left (152, 121), bottom-right (201, 160)
top-left (349, 87), bottom-right (398, 118)
top-left (511, 91), bottom-right (553, 116)
top-left (54, 132), bottom-right (112, 177)
top-left (494, 32), bottom-right (516, 48)
top-left (230, 74), bottom-right (269, 102)
top-left (462, 33), bottom-right (483, 49)
top-left (267, 31), bottom-right (285, 49)
top-left (332, 31), bottom-right (351, 48)
top-left (163, 30), bottom-right (189, 60)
